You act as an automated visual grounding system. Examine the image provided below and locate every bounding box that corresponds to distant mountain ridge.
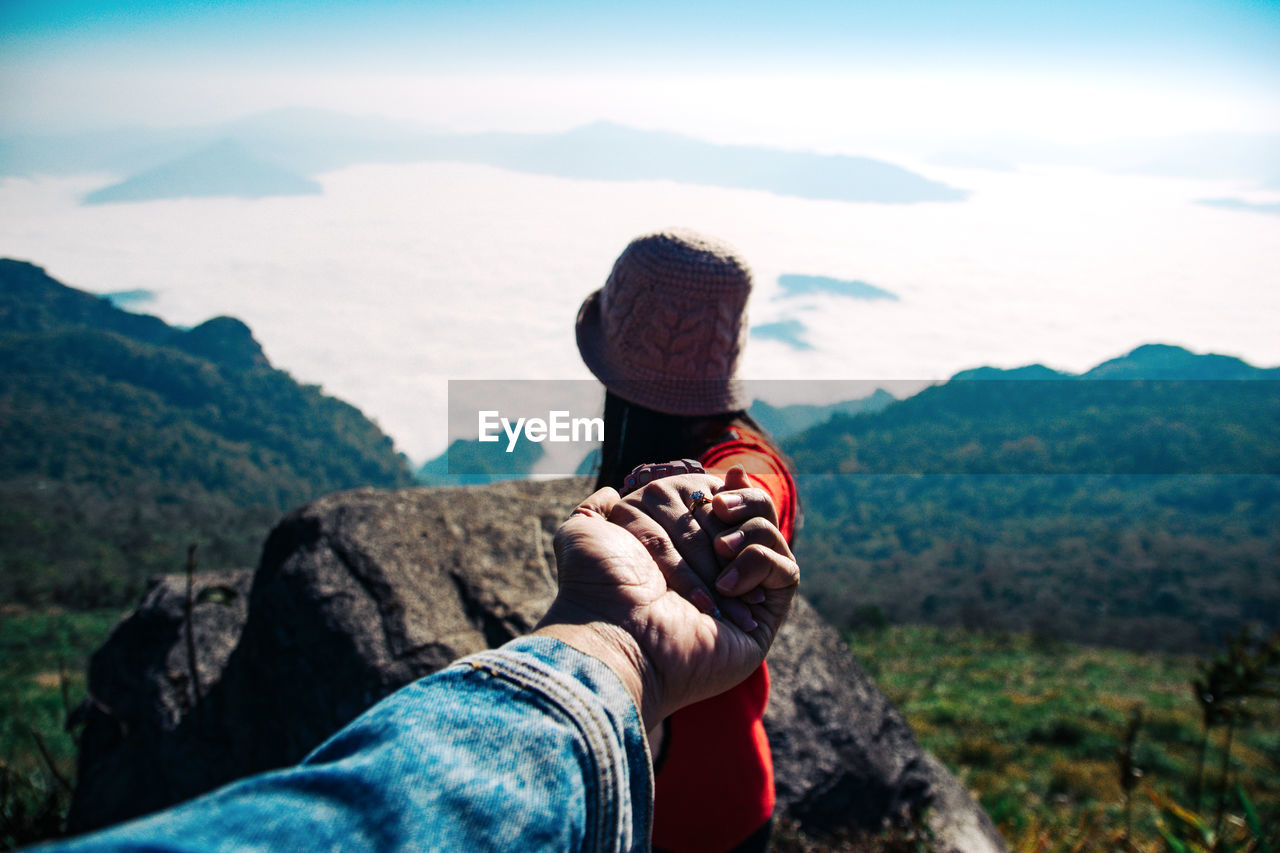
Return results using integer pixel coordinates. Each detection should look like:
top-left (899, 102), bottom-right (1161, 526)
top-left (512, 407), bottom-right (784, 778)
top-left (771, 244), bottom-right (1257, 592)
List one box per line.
top-left (750, 391), bottom-right (896, 439)
top-left (1082, 343), bottom-right (1280, 379)
top-left (952, 343), bottom-right (1280, 381)
top-left (422, 121), bottom-right (967, 203)
top-left (0, 259), bottom-right (270, 368)
top-left (82, 139), bottom-right (321, 204)
top-left (416, 344), bottom-right (1276, 482)
top-left (1, 110), bottom-right (966, 205)
top-left (787, 344), bottom-right (1280, 476)
top-left (0, 259), bottom-right (414, 607)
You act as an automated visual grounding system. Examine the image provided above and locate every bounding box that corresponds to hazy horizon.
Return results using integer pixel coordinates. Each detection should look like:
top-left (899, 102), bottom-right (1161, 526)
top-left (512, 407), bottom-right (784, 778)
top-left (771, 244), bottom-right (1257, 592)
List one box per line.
top-left (3, 1), bottom-right (1278, 142)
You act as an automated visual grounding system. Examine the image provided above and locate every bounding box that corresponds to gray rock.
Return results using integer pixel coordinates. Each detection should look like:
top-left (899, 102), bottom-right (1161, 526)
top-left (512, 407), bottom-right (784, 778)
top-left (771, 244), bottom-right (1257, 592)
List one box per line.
top-left (67, 569), bottom-right (252, 831)
top-left (69, 478), bottom-right (1004, 850)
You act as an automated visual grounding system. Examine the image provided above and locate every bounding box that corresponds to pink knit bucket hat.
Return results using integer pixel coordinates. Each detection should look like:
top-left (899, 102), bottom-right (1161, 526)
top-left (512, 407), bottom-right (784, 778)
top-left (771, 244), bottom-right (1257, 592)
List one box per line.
top-left (576, 229), bottom-right (752, 416)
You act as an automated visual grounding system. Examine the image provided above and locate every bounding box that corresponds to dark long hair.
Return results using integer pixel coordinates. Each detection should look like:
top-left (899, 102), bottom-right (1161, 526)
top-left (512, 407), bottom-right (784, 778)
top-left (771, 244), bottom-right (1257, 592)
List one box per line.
top-left (594, 390), bottom-right (782, 491)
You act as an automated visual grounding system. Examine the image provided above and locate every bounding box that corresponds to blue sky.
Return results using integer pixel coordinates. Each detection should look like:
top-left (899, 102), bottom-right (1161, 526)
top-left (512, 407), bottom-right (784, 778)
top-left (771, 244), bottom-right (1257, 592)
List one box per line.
top-left (4, 0), bottom-right (1278, 73)
top-left (1, 1), bottom-right (1277, 137)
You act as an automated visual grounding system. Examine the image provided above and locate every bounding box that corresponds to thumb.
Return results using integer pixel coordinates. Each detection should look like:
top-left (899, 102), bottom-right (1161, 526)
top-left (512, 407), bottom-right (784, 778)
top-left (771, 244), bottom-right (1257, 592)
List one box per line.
top-left (722, 464), bottom-right (752, 491)
top-left (553, 487), bottom-right (621, 570)
top-left (570, 486), bottom-right (620, 521)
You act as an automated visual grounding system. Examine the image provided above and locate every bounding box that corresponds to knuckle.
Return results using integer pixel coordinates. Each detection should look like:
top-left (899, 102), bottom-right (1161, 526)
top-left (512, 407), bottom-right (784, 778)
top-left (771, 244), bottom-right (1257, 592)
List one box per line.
top-left (633, 528), bottom-right (669, 556)
top-left (741, 518), bottom-right (792, 556)
top-left (646, 479), bottom-right (682, 505)
top-left (674, 527), bottom-right (714, 565)
top-left (729, 489), bottom-right (777, 520)
top-left (675, 522), bottom-right (705, 547)
top-left (608, 500), bottom-right (641, 523)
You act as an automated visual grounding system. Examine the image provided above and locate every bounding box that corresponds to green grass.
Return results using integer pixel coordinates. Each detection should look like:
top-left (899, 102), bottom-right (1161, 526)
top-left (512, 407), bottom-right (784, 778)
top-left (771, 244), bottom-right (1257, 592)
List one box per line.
top-left (5, 611), bottom-right (1277, 851)
top-left (0, 606), bottom-right (124, 849)
top-left (847, 625), bottom-right (1280, 851)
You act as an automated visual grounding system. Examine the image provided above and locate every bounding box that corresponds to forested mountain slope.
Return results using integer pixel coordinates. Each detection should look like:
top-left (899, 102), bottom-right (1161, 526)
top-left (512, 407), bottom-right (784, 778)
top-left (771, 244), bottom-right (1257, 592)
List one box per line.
top-left (0, 259), bottom-right (414, 606)
top-left (785, 347), bottom-right (1280, 651)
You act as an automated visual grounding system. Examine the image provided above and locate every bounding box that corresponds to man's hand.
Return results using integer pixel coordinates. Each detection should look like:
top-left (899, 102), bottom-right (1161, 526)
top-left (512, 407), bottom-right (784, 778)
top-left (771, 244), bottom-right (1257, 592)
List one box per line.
top-left (534, 478), bottom-right (798, 731)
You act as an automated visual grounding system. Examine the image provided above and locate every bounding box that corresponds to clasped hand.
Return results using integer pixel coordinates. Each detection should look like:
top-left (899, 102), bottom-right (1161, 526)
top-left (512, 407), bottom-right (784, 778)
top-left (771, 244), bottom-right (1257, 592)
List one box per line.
top-left (536, 466), bottom-right (799, 732)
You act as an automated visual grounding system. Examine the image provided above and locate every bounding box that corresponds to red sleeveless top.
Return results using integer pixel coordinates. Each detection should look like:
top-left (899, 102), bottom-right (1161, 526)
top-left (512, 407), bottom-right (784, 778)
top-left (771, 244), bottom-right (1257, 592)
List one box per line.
top-left (651, 427), bottom-right (798, 852)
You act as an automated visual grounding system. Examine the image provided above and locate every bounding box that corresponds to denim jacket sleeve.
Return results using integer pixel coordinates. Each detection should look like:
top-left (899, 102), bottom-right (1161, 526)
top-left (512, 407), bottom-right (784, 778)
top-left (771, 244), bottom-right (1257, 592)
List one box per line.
top-left (44, 636), bottom-right (654, 853)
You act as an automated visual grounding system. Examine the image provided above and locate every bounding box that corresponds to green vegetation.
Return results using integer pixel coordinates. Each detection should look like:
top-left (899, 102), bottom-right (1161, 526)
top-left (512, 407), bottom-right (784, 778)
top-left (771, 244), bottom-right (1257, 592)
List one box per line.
top-left (14, 615), bottom-right (1273, 851)
top-left (0, 607), bottom-right (123, 849)
top-left (786, 352), bottom-right (1280, 652)
top-left (0, 260), bottom-right (417, 844)
top-left (793, 473), bottom-right (1280, 652)
top-left (846, 625), bottom-right (1279, 851)
top-left (0, 259), bottom-right (416, 608)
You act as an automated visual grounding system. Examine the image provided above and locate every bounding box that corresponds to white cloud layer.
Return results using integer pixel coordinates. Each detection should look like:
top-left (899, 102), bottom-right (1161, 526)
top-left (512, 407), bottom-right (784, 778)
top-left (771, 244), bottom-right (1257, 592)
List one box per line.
top-left (2, 161), bottom-right (1276, 463)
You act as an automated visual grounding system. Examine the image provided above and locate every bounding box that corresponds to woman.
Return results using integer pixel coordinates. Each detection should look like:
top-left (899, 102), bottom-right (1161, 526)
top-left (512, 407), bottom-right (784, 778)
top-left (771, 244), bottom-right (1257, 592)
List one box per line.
top-left (575, 229), bottom-right (798, 853)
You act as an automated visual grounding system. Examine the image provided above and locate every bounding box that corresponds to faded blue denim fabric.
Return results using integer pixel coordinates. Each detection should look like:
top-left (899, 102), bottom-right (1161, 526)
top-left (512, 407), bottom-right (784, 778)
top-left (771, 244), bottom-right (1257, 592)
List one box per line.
top-left (44, 637), bottom-right (654, 853)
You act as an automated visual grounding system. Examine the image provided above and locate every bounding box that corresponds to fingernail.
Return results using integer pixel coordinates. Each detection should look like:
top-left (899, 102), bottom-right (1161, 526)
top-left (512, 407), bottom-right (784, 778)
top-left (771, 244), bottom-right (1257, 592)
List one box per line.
top-left (716, 568), bottom-right (740, 593)
top-left (745, 588), bottom-right (766, 605)
top-left (718, 493), bottom-right (744, 509)
top-left (691, 588), bottom-right (716, 616)
top-left (735, 613), bottom-right (758, 632)
top-left (721, 530), bottom-right (745, 552)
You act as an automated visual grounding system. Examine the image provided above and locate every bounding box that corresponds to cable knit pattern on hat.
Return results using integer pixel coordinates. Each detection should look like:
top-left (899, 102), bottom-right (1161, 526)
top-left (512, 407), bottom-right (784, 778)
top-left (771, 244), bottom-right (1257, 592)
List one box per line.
top-left (576, 229), bottom-right (752, 416)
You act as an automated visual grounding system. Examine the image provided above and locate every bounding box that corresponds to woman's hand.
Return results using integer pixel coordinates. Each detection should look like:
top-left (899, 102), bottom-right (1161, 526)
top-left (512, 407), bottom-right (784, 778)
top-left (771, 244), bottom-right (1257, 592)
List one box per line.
top-left (605, 465), bottom-right (792, 631)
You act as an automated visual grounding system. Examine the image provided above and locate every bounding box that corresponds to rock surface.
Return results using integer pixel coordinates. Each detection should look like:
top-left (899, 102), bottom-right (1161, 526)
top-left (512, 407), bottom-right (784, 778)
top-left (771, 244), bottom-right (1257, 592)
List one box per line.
top-left (67, 569), bottom-right (252, 829)
top-left (69, 478), bottom-right (1005, 851)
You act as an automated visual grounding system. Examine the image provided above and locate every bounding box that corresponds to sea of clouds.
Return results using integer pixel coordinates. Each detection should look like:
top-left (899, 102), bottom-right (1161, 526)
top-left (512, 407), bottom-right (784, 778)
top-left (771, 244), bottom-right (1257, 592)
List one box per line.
top-left (1, 160), bottom-right (1277, 463)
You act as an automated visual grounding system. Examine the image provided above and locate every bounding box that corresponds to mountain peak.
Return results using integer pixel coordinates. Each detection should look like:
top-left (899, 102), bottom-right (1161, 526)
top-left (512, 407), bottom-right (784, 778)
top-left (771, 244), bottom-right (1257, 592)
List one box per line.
top-left (0, 257), bottom-right (269, 374)
top-left (1084, 343), bottom-right (1278, 380)
top-left (948, 344), bottom-right (1278, 382)
top-left (82, 138), bottom-right (322, 205)
top-left (175, 316), bottom-right (268, 371)
top-left (951, 363), bottom-right (1066, 381)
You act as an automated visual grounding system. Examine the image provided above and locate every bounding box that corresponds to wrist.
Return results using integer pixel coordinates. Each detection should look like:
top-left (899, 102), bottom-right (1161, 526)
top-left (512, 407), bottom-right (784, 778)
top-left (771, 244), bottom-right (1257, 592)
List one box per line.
top-left (533, 610), bottom-right (661, 730)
